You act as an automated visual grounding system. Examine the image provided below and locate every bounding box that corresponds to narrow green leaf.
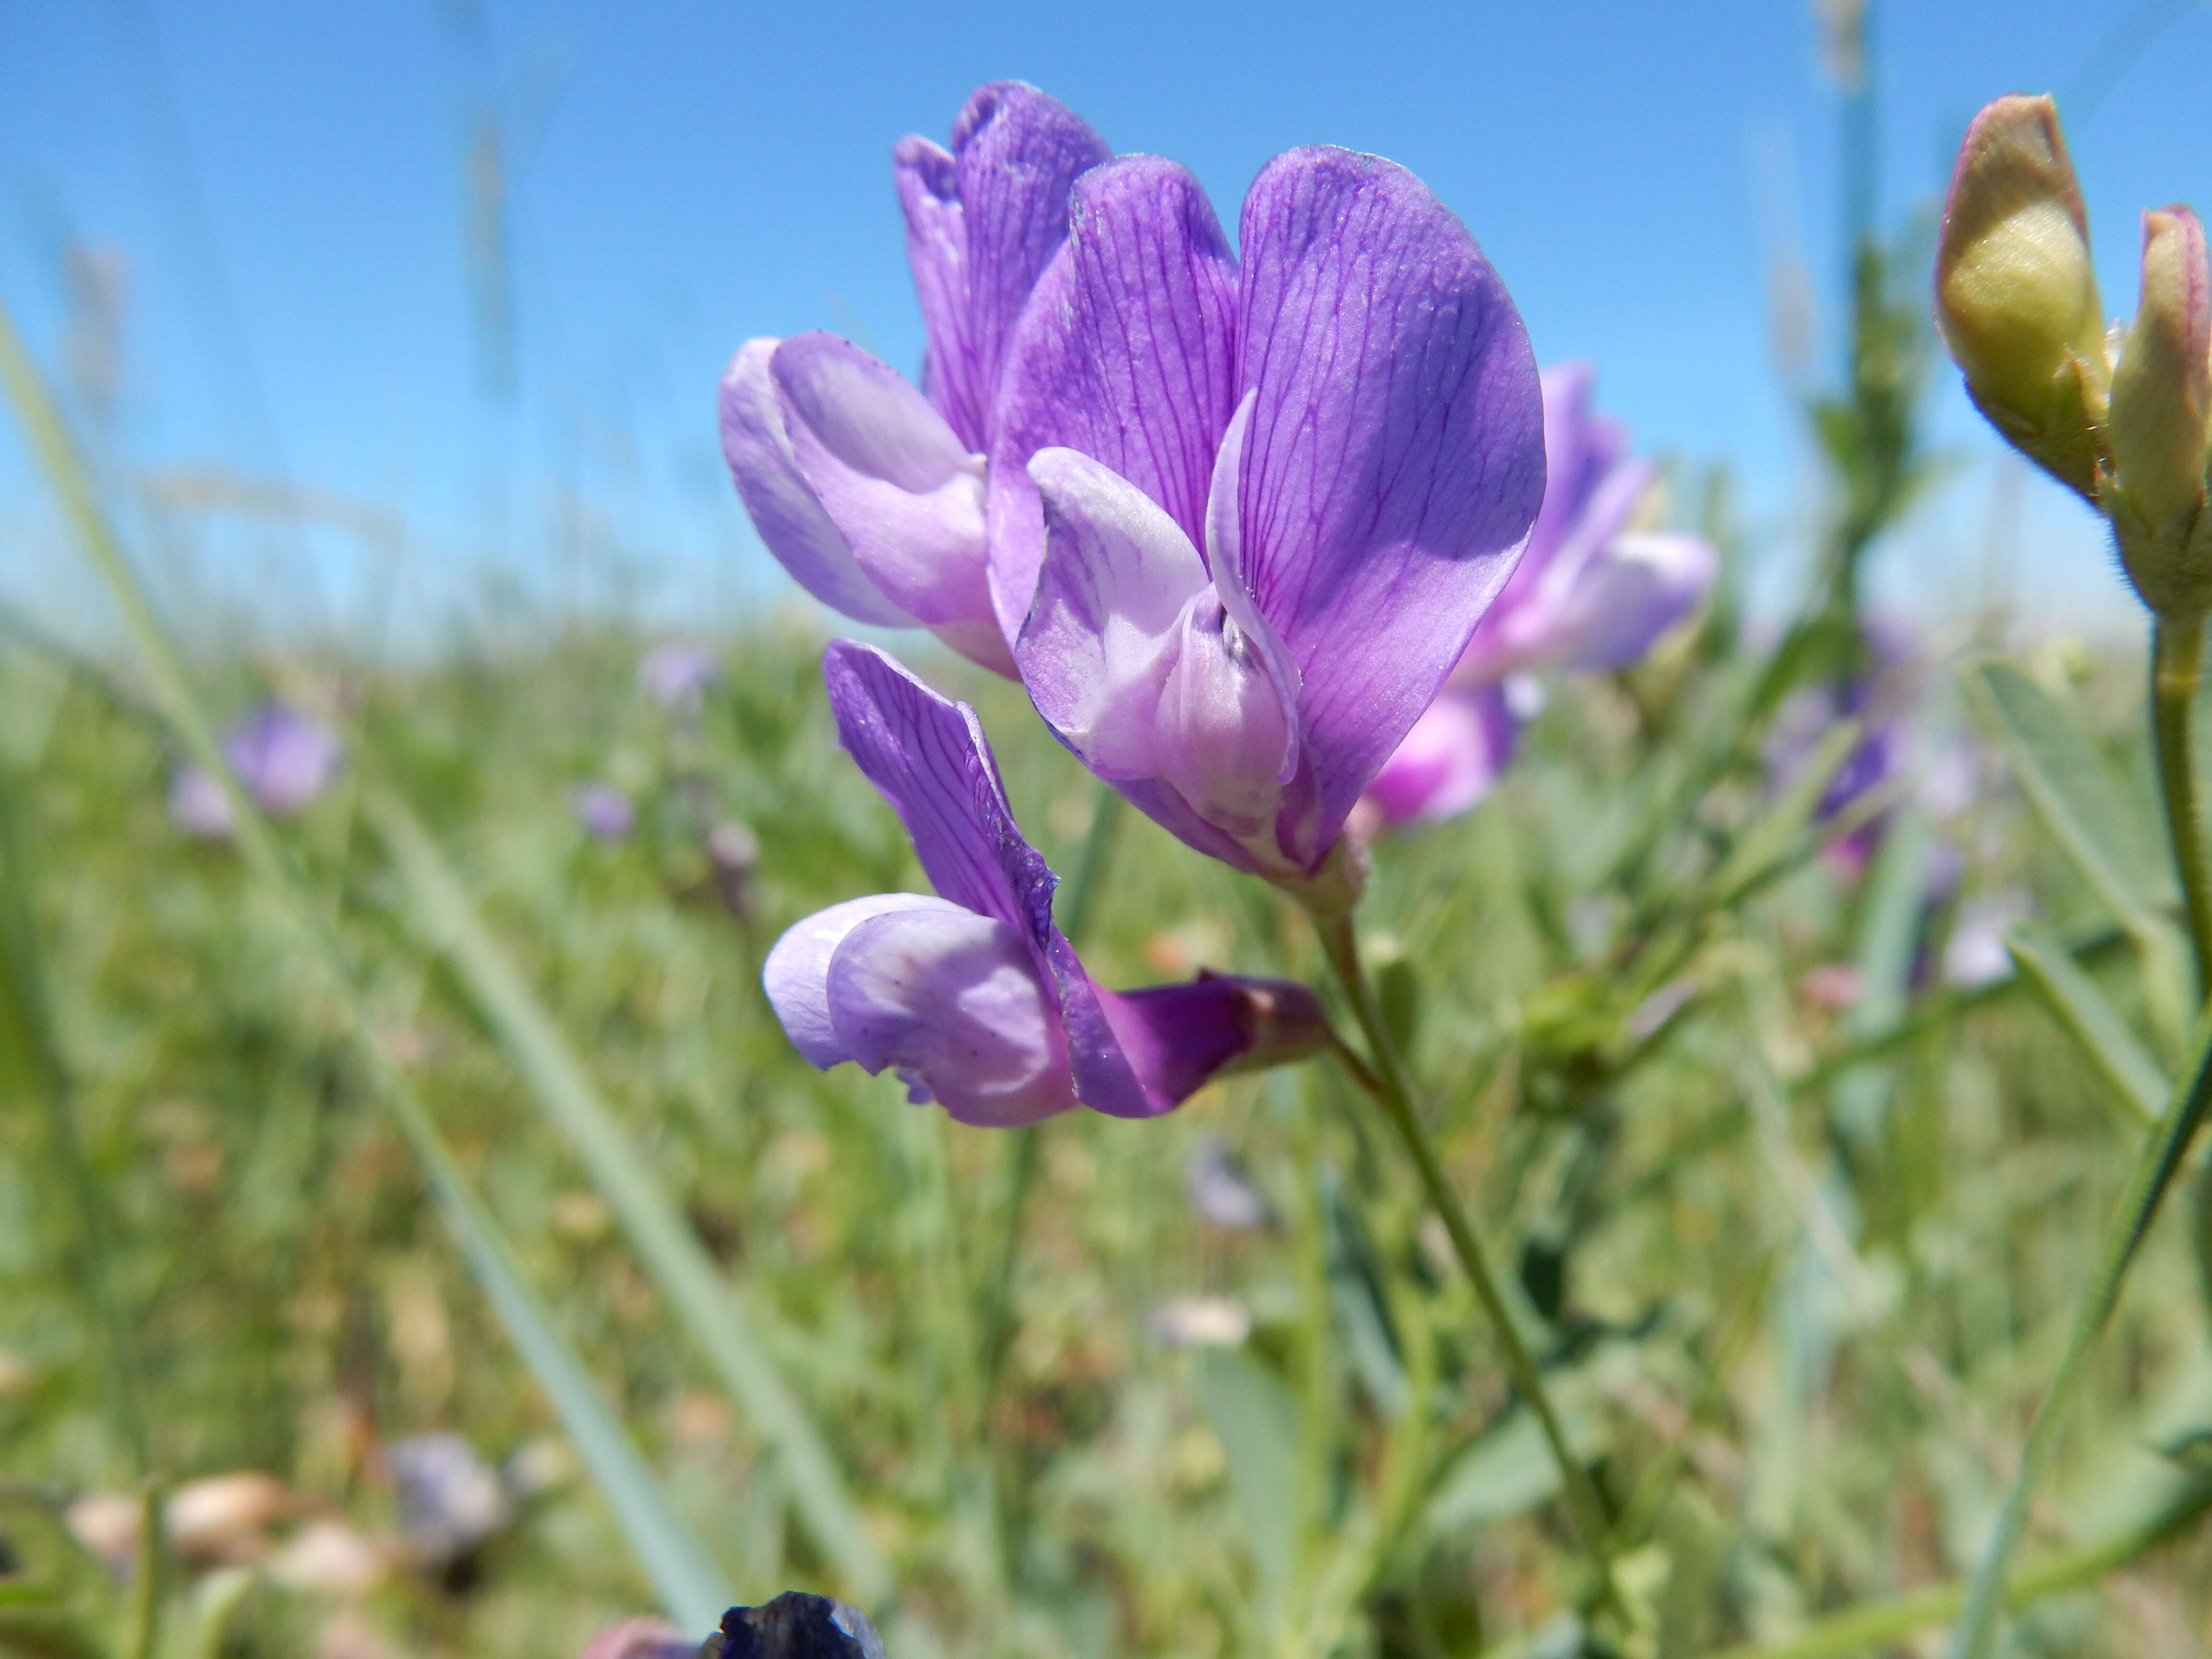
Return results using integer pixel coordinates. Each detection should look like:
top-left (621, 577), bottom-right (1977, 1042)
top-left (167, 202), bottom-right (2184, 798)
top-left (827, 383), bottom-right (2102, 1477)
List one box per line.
top-left (365, 789), bottom-right (887, 1602)
top-left (1967, 661), bottom-right (2177, 923)
top-left (0, 294), bottom-right (734, 1634)
top-left (2005, 924), bottom-right (2165, 1127)
top-left (1192, 1348), bottom-right (1302, 1621)
top-left (1706, 721), bottom-right (1863, 909)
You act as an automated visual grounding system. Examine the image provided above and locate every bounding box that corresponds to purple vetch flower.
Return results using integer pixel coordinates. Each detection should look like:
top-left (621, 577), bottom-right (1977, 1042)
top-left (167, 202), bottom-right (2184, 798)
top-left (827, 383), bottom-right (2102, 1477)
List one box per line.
top-left (1354, 366), bottom-right (1717, 834)
top-left (1355, 684), bottom-right (1518, 833)
top-left (638, 640), bottom-right (723, 709)
top-left (719, 84), bottom-right (1110, 675)
top-left (763, 642), bottom-right (1332, 1127)
top-left (1450, 363), bottom-right (1718, 686)
top-left (573, 783), bottom-right (636, 841)
top-left (168, 703), bottom-right (344, 836)
top-left (994, 149), bottom-right (1545, 891)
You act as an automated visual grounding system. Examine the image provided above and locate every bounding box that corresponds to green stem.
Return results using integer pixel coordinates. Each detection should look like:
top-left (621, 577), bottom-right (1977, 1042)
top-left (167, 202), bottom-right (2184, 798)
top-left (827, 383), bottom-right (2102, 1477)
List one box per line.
top-left (2152, 614), bottom-right (2212, 995)
top-left (1312, 913), bottom-right (1619, 1608)
top-left (1942, 995), bottom-right (2212, 1657)
top-left (978, 785), bottom-right (1122, 1588)
top-left (1719, 1477), bottom-right (2212, 1659)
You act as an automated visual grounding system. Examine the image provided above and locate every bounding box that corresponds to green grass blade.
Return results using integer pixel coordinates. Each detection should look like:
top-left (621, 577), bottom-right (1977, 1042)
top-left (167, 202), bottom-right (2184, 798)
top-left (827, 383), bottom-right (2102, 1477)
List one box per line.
top-left (1967, 661), bottom-right (2179, 930)
top-left (2005, 923), bottom-right (2165, 1128)
top-left (1943, 1015), bottom-right (2212, 1658)
top-left (364, 788), bottom-right (888, 1603)
top-left (0, 291), bottom-right (734, 1634)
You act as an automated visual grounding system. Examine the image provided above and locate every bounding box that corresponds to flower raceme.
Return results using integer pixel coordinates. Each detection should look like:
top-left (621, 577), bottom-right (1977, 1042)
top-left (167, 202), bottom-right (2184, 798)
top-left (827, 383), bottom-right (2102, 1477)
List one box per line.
top-left (719, 84), bottom-right (1109, 674)
top-left (994, 148), bottom-right (1546, 895)
top-left (1360, 363), bottom-right (1718, 829)
top-left (762, 641), bottom-right (1332, 1127)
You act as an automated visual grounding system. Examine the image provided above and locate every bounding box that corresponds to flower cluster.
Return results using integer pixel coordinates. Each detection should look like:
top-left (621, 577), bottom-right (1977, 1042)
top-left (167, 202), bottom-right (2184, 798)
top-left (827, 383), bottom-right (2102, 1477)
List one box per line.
top-left (726, 83), bottom-right (1707, 1122)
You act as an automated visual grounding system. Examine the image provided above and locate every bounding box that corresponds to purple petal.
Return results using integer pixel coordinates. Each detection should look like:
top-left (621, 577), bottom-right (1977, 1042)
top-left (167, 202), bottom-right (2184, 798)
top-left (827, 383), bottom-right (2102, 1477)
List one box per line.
top-left (1457, 455), bottom-right (1658, 680)
top-left (764, 893), bottom-right (969, 1068)
top-left (1232, 147), bottom-right (1544, 859)
top-left (988, 156), bottom-right (1240, 640)
top-left (718, 339), bottom-right (914, 629)
top-left (572, 783), bottom-right (636, 841)
top-left (226, 704), bottom-right (343, 816)
top-left (1524, 361), bottom-right (1630, 575)
top-left (1021, 448), bottom-right (1296, 854)
top-left (1538, 530), bottom-right (1718, 671)
top-left (896, 83), bottom-right (1111, 453)
top-left (773, 334), bottom-right (1007, 672)
top-left (1361, 686), bottom-right (1518, 828)
top-left (637, 641), bottom-right (723, 709)
top-left (825, 905), bottom-right (1076, 1127)
top-left (1094, 973), bottom-right (1334, 1114)
top-left (823, 640), bottom-right (1056, 940)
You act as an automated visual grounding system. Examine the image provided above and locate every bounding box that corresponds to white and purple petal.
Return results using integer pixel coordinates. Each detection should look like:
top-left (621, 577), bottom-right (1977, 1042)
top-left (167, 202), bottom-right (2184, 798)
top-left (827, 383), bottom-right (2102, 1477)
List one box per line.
top-left (763, 892), bottom-right (971, 1069)
top-left (1229, 147), bottom-right (1545, 864)
top-left (719, 339), bottom-right (915, 630)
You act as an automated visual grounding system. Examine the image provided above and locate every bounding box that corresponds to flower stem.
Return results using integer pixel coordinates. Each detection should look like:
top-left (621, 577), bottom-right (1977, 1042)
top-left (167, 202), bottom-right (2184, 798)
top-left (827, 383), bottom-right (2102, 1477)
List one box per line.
top-left (2152, 614), bottom-right (2212, 994)
top-left (1313, 912), bottom-right (1619, 1607)
top-left (1942, 957), bottom-right (2212, 1657)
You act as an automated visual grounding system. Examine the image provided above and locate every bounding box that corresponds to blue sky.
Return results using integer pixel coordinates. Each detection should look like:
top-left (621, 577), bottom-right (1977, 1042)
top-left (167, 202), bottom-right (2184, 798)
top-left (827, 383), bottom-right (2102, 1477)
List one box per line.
top-left (5, 0), bottom-right (2210, 644)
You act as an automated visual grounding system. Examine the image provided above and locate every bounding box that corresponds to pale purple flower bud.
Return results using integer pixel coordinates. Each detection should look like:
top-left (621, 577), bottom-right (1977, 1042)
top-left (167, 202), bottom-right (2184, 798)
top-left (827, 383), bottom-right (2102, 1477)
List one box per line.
top-left (168, 704), bottom-right (344, 836)
top-left (384, 1432), bottom-right (512, 1568)
top-left (719, 84), bottom-right (1109, 675)
top-left (2107, 206), bottom-right (2212, 615)
top-left (573, 783), bottom-right (636, 841)
top-left (762, 643), bottom-right (1333, 1127)
top-left (996, 150), bottom-right (1544, 890)
top-left (1935, 95), bottom-right (2108, 497)
top-left (638, 641), bottom-right (723, 710)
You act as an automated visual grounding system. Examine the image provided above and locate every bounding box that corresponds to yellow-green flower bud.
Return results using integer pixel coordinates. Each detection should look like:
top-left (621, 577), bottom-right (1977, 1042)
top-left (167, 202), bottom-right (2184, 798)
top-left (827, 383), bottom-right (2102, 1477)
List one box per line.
top-left (1935, 95), bottom-right (2108, 497)
top-left (2105, 207), bottom-right (2212, 616)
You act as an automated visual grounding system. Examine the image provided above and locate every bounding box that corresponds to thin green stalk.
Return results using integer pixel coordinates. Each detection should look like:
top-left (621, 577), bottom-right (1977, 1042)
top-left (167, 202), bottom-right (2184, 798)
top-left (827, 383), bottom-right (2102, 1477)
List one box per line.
top-left (1312, 913), bottom-right (1618, 1609)
top-left (366, 790), bottom-right (887, 1604)
top-left (1942, 1006), bottom-right (2212, 1658)
top-left (0, 291), bottom-right (734, 1632)
top-left (2152, 615), bottom-right (2212, 994)
top-left (978, 785), bottom-right (1122, 1588)
top-left (1720, 1476), bottom-right (2212, 1659)
top-left (0, 763), bottom-right (148, 1471)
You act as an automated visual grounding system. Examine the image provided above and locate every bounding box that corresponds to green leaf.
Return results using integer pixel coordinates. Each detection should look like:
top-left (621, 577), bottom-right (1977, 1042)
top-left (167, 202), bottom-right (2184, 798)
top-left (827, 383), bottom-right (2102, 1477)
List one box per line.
top-left (1967, 661), bottom-right (2177, 924)
top-left (1423, 1402), bottom-right (1604, 1537)
top-left (2005, 923), bottom-right (2166, 1127)
top-left (365, 789), bottom-right (886, 1603)
top-left (1192, 1348), bottom-right (1302, 1621)
top-left (0, 1592), bottom-right (109, 1659)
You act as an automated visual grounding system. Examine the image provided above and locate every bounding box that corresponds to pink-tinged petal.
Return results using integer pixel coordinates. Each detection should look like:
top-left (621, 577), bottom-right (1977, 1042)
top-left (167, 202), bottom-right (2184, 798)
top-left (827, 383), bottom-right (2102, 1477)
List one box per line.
top-left (771, 334), bottom-right (998, 666)
top-left (1459, 456), bottom-right (1656, 680)
top-left (896, 83), bottom-right (1111, 452)
top-left (1092, 974), bottom-right (1334, 1115)
top-left (719, 339), bottom-right (914, 629)
top-left (1232, 146), bottom-right (1544, 858)
top-left (1537, 529), bottom-right (1718, 671)
top-left (989, 156), bottom-right (1240, 639)
top-left (1362, 687), bottom-right (1518, 828)
top-left (764, 893), bottom-right (968, 1068)
top-left (1021, 447), bottom-right (1297, 858)
top-left (826, 905), bottom-right (1076, 1127)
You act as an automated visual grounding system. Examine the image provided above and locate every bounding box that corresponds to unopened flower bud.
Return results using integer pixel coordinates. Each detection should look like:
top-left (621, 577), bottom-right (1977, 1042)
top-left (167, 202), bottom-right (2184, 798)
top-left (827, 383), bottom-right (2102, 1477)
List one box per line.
top-left (1936, 95), bottom-right (2107, 495)
top-left (2108, 209), bottom-right (2212, 538)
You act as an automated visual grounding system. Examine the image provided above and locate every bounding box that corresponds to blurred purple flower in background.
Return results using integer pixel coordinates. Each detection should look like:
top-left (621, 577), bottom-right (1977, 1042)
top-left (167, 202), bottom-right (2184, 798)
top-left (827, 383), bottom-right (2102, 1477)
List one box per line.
top-left (383, 1432), bottom-right (513, 1568)
top-left (763, 642), bottom-right (1331, 1127)
top-left (576, 1619), bottom-right (697, 1659)
top-left (572, 783), bottom-right (636, 842)
top-left (1359, 366), bottom-right (1718, 830)
top-left (998, 148), bottom-right (1544, 889)
top-left (720, 83), bottom-right (1109, 674)
top-left (1185, 1135), bottom-right (1272, 1230)
top-left (637, 641), bottom-right (723, 710)
top-left (168, 703), bottom-right (344, 837)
